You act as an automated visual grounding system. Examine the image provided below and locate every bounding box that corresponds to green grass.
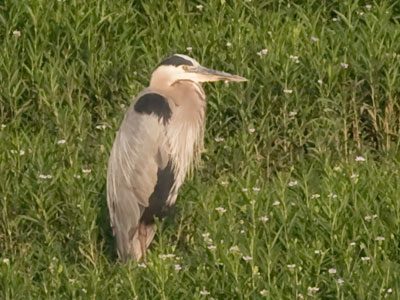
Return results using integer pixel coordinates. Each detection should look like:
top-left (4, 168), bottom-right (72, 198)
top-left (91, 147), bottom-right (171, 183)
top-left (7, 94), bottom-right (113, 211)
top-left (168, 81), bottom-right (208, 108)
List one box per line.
top-left (1, 0), bottom-right (400, 299)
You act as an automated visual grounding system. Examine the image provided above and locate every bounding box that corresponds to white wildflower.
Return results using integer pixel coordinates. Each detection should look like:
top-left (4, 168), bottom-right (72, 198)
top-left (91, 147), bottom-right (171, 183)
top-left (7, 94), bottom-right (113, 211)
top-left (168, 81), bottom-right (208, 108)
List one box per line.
top-left (332, 17), bottom-right (339, 21)
top-left (338, 278), bottom-right (344, 284)
top-left (39, 174), bottom-right (52, 179)
top-left (328, 268), bottom-right (337, 274)
top-left (229, 245), bottom-right (240, 253)
top-left (289, 55), bottom-right (299, 60)
top-left (333, 166), bottom-right (341, 171)
top-left (200, 290), bottom-right (210, 295)
top-left (259, 216), bottom-right (269, 222)
top-left (289, 111), bottom-right (297, 117)
top-left (248, 127), bottom-right (255, 133)
top-left (350, 174), bottom-right (359, 179)
top-left (253, 187), bottom-right (260, 192)
top-left (202, 233), bottom-right (212, 244)
top-left (82, 169), bottom-right (91, 173)
top-left (74, 175), bottom-right (81, 179)
top-left (359, 11), bottom-right (364, 16)
top-left (196, 4), bottom-right (204, 10)
top-left (215, 207), bottom-right (226, 214)
top-left (242, 188), bottom-right (248, 192)
top-left (350, 242), bottom-right (356, 246)
top-left (95, 124), bottom-right (106, 130)
top-left (355, 156), bottom-right (365, 162)
top-left (257, 49), bottom-right (268, 56)
top-left (340, 62), bottom-right (349, 69)
top-left (226, 42), bottom-right (232, 47)
top-left (10, 150), bottom-right (16, 154)
top-left (298, 294), bottom-right (304, 299)
top-left (375, 237), bottom-right (385, 241)
top-left (13, 30), bottom-right (21, 37)
top-left (159, 254), bottom-right (175, 259)
top-left (311, 194), bottom-right (320, 199)
top-left (240, 230), bottom-right (245, 234)
top-left (361, 256), bottom-right (370, 261)
top-left (3, 258), bottom-right (9, 263)
top-left (69, 278), bottom-right (76, 283)
top-left (314, 250), bottom-right (321, 254)
top-left (387, 288), bottom-right (392, 293)
top-left (174, 264), bottom-right (182, 271)
top-left (57, 139), bottom-right (66, 144)
top-left (82, 288), bottom-right (87, 294)
top-left (1, 124), bottom-right (6, 129)
top-left (214, 137), bottom-right (224, 142)
top-left (272, 201), bottom-right (280, 206)
top-left (207, 245), bottom-right (216, 250)
top-left (318, 79), bottom-right (323, 84)
top-left (242, 256), bottom-right (252, 261)
top-left (186, 47), bottom-right (193, 51)
top-left (284, 89), bottom-right (293, 94)
top-left (19, 150), bottom-right (25, 156)
top-left (373, 214), bottom-right (378, 219)
top-left (221, 181), bottom-right (228, 185)
top-left (308, 286), bottom-right (320, 292)
top-left (260, 289), bottom-right (268, 296)
top-left (328, 193), bottom-right (337, 198)
top-left (311, 36), bottom-right (319, 42)
top-left (287, 264), bottom-right (296, 268)
top-left (288, 180), bottom-right (298, 187)
top-left (365, 4), bottom-right (372, 10)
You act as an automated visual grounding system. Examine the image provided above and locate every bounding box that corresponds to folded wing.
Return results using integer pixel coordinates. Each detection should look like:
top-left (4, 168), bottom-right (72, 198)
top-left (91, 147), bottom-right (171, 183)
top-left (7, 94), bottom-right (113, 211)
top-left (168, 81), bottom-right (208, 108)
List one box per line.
top-left (107, 92), bottom-right (171, 260)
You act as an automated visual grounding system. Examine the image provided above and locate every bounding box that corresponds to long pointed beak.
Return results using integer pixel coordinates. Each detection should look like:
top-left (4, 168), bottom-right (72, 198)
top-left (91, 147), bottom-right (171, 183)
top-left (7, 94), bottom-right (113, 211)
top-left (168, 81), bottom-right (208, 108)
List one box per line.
top-left (185, 65), bottom-right (248, 82)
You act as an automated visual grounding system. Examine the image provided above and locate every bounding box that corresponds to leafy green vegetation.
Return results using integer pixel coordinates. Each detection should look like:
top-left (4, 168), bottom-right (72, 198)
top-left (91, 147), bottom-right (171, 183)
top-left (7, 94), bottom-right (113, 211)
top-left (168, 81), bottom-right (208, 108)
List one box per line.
top-left (1, 0), bottom-right (400, 299)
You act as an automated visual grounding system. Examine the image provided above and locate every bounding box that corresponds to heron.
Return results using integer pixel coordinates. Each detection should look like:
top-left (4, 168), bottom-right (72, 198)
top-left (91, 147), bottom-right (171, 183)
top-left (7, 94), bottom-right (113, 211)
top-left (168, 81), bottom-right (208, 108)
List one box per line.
top-left (107, 54), bottom-right (247, 261)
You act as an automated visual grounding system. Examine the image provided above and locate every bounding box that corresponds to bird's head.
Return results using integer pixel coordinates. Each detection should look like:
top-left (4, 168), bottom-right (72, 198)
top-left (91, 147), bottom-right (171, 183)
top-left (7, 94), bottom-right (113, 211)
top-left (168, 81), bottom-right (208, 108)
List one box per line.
top-left (149, 54), bottom-right (247, 88)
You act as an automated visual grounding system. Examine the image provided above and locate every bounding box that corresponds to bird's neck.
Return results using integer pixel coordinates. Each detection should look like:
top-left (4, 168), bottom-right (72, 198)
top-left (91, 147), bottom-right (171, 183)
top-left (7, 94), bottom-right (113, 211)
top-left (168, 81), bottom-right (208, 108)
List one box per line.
top-left (164, 82), bottom-right (206, 188)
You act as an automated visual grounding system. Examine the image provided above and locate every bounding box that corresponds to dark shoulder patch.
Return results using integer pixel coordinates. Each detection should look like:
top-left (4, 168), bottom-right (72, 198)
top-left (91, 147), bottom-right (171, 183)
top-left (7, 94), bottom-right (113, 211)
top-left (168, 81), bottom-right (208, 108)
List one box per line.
top-left (140, 162), bottom-right (175, 225)
top-left (159, 55), bottom-right (193, 67)
top-left (134, 93), bottom-right (172, 125)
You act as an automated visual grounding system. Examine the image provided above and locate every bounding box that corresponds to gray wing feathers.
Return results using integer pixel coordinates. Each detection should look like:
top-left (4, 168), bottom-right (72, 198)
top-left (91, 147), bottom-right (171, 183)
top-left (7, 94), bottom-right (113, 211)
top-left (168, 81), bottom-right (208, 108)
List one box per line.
top-left (107, 105), bottom-right (168, 260)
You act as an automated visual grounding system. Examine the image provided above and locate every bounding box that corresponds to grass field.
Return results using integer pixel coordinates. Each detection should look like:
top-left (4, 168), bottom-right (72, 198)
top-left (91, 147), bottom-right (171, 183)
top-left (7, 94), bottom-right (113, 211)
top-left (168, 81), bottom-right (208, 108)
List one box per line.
top-left (1, 0), bottom-right (400, 299)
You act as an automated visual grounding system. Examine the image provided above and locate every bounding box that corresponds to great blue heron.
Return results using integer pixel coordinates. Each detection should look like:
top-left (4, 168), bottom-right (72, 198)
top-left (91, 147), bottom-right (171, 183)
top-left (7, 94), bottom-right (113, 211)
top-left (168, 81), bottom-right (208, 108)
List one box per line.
top-left (107, 54), bottom-right (247, 261)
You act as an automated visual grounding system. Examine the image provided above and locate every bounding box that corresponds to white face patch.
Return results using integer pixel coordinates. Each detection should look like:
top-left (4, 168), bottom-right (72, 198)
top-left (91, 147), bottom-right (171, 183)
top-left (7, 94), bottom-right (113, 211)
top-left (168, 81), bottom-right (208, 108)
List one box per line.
top-left (151, 65), bottom-right (206, 86)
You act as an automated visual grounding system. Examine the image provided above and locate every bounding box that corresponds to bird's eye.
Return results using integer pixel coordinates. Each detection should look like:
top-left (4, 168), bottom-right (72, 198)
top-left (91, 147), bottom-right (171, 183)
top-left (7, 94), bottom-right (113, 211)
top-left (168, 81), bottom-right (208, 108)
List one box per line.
top-left (182, 65), bottom-right (188, 71)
